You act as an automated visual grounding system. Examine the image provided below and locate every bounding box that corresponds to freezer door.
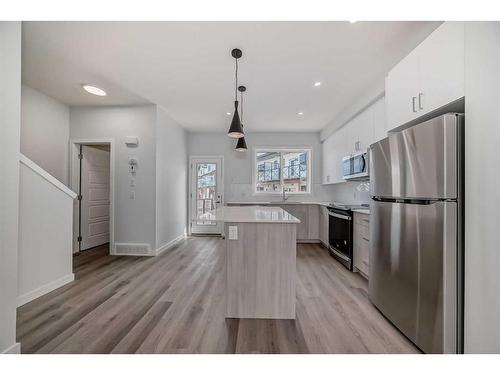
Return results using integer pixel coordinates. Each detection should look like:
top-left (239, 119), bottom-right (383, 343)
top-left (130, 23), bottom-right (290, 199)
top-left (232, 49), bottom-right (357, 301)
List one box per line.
top-left (370, 114), bottom-right (462, 199)
top-left (369, 200), bottom-right (457, 353)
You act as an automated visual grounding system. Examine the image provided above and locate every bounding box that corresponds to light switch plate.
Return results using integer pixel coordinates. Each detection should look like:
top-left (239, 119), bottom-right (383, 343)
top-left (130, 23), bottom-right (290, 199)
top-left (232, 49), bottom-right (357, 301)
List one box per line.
top-left (228, 225), bottom-right (238, 240)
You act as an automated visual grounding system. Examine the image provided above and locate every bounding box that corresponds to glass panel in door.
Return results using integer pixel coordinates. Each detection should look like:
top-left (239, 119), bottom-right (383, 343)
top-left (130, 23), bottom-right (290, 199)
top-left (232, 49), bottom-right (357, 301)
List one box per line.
top-left (196, 163), bottom-right (217, 225)
top-left (190, 157), bottom-right (223, 234)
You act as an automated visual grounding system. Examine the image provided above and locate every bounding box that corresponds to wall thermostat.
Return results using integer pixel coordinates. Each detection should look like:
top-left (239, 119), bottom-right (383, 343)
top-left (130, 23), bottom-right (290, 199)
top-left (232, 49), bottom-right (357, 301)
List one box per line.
top-left (129, 157), bottom-right (138, 174)
top-left (125, 136), bottom-right (139, 147)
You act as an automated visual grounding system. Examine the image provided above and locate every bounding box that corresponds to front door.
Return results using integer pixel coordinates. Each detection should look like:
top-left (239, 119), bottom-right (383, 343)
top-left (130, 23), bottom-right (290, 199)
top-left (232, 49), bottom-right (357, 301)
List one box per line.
top-left (190, 157), bottom-right (223, 235)
top-left (80, 145), bottom-right (110, 250)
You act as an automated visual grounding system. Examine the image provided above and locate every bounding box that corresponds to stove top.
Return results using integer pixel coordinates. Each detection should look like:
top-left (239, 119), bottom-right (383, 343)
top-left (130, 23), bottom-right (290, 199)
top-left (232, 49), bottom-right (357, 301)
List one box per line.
top-left (329, 202), bottom-right (369, 211)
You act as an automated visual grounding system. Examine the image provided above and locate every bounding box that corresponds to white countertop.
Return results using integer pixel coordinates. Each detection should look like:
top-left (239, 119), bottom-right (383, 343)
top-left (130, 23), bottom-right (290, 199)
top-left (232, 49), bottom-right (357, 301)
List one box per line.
top-left (226, 201), bottom-right (332, 207)
top-left (198, 206), bottom-right (301, 224)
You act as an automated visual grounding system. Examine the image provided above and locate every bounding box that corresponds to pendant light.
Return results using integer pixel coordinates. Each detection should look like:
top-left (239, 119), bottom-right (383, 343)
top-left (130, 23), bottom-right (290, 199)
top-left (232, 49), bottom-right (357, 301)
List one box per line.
top-left (235, 85), bottom-right (248, 152)
top-left (227, 48), bottom-right (244, 138)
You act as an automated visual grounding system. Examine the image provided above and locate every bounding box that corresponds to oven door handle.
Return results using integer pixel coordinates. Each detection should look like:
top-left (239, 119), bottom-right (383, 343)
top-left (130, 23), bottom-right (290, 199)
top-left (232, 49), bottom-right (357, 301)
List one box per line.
top-left (328, 212), bottom-right (351, 220)
top-left (330, 246), bottom-right (351, 262)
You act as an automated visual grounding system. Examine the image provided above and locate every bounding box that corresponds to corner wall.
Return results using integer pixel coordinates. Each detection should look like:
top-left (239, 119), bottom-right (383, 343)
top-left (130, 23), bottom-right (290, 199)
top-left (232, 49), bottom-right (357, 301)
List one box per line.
top-left (70, 106), bottom-right (157, 251)
top-left (155, 106), bottom-right (188, 252)
top-left (0, 21), bottom-right (22, 354)
top-left (464, 22), bottom-right (500, 353)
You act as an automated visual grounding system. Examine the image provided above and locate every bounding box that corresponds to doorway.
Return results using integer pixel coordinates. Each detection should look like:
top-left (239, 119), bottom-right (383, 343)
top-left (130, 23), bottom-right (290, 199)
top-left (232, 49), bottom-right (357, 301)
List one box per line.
top-left (189, 156), bottom-right (224, 235)
top-left (70, 139), bottom-right (115, 254)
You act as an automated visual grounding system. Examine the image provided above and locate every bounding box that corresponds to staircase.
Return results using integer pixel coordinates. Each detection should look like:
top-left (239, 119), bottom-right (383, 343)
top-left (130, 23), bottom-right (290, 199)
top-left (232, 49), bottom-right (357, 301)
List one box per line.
top-left (17, 154), bottom-right (77, 306)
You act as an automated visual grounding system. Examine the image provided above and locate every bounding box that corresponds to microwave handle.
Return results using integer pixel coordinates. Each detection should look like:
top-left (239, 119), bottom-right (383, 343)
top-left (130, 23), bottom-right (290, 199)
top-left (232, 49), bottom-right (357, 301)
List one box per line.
top-left (361, 154), bottom-right (366, 172)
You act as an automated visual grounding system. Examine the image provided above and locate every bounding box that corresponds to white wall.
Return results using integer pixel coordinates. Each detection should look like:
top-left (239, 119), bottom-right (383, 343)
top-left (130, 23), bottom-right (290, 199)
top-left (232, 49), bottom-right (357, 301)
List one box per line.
top-left (21, 85), bottom-right (70, 185)
top-left (464, 22), bottom-right (500, 354)
top-left (18, 157), bottom-right (75, 306)
top-left (155, 106), bottom-right (188, 251)
top-left (324, 182), bottom-right (371, 205)
top-left (70, 106), bottom-right (157, 250)
top-left (0, 21), bottom-right (21, 354)
top-left (187, 132), bottom-right (332, 203)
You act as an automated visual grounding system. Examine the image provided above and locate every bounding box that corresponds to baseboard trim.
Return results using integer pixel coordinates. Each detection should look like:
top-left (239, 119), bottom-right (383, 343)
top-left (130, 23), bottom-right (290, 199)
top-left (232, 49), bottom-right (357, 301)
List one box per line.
top-left (155, 234), bottom-right (186, 256)
top-left (17, 273), bottom-right (75, 307)
top-left (297, 239), bottom-right (321, 244)
top-left (1, 342), bottom-right (21, 354)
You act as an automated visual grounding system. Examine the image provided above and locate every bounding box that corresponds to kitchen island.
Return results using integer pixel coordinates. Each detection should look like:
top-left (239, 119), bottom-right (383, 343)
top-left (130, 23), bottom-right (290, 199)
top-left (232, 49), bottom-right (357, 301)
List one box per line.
top-left (199, 206), bottom-right (300, 319)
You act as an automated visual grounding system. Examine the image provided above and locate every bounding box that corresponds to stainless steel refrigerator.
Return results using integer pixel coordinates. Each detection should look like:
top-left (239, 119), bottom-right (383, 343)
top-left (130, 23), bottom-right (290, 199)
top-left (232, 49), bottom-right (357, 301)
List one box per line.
top-left (369, 113), bottom-right (464, 354)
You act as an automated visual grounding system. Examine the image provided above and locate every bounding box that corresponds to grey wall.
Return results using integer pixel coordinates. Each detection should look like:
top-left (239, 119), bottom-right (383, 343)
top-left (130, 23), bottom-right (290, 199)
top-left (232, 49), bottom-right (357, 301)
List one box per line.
top-left (464, 22), bottom-right (500, 353)
top-left (21, 85), bottom-right (70, 185)
top-left (155, 106), bottom-right (188, 249)
top-left (187, 132), bottom-right (332, 203)
top-left (0, 22), bottom-right (21, 354)
top-left (70, 106), bottom-right (157, 249)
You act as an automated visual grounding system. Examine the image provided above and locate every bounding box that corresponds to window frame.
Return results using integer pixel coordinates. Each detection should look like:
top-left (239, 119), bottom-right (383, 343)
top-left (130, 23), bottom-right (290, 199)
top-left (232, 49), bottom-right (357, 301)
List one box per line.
top-left (252, 147), bottom-right (312, 195)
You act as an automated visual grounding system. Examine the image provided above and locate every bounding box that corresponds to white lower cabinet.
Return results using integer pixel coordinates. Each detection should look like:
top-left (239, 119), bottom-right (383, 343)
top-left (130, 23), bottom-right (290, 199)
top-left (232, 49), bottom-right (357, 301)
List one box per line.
top-left (319, 205), bottom-right (329, 247)
top-left (353, 212), bottom-right (370, 279)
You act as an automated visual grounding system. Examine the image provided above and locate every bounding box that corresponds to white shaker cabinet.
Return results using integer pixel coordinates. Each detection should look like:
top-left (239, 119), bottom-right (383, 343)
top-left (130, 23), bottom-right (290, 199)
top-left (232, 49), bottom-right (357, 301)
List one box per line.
top-left (386, 22), bottom-right (464, 131)
top-left (322, 95), bottom-right (386, 184)
top-left (418, 22), bottom-right (464, 118)
top-left (322, 134), bottom-right (335, 184)
top-left (319, 205), bottom-right (329, 247)
top-left (372, 96), bottom-right (388, 143)
top-left (353, 212), bottom-right (370, 279)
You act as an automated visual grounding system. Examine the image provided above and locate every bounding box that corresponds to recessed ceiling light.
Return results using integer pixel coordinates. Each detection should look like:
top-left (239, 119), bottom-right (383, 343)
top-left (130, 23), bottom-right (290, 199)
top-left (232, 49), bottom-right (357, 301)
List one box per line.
top-left (298, 112), bottom-right (304, 116)
top-left (314, 81), bottom-right (322, 87)
top-left (82, 84), bottom-right (106, 96)
top-left (226, 112), bottom-right (231, 116)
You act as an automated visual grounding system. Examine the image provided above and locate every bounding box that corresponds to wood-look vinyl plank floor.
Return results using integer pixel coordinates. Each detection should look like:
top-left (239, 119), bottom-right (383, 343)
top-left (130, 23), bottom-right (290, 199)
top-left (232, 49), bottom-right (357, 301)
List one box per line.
top-left (16, 238), bottom-right (420, 354)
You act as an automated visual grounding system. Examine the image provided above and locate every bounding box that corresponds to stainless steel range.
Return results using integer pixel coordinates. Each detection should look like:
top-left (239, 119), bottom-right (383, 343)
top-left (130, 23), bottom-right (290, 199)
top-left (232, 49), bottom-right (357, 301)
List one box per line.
top-left (327, 202), bottom-right (369, 270)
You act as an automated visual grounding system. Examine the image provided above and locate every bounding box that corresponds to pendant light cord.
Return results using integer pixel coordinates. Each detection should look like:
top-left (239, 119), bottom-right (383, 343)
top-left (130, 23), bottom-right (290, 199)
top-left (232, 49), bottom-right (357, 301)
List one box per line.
top-left (235, 57), bottom-right (238, 101)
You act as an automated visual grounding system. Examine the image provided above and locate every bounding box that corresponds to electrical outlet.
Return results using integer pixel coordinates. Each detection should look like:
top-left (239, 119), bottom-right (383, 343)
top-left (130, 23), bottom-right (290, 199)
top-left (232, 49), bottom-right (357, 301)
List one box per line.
top-left (228, 225), bottom-right (238, 240)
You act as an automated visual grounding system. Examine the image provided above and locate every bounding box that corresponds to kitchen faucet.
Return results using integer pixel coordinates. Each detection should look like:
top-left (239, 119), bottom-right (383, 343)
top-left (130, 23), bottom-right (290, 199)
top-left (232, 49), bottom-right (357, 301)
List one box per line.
top-left (282, 188), bottom-right (288, 201)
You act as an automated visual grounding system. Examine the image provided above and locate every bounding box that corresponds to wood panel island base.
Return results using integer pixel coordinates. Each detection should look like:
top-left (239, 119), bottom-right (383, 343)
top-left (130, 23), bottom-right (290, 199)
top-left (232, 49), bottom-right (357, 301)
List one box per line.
top-left (199, 206), bottom-right (300, 319)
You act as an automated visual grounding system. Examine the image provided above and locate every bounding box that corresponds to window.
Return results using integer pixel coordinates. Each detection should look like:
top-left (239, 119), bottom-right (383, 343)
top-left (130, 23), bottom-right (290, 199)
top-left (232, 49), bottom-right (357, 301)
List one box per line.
top-left (254, 149), bottom-right (311, 194)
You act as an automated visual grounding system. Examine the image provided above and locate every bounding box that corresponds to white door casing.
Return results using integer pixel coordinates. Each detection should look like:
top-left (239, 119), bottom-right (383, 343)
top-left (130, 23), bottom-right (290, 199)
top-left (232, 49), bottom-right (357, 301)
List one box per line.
top-left (189, 156), bottom-right (223, 235)
top-left (80, 145), bottom-right (110, 250)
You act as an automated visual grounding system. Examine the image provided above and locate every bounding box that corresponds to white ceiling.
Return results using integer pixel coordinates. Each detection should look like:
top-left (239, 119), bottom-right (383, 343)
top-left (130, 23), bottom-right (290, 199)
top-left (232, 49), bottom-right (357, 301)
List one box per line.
top-left (22, 21), bottom-right (441, 132)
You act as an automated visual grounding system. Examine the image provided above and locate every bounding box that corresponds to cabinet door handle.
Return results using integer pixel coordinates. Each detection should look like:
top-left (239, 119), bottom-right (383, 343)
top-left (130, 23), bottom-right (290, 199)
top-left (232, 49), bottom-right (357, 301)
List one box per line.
top-left (418, 93), bottom-right (424, 110)
top-left (412, 96), bottom-right (417, 112)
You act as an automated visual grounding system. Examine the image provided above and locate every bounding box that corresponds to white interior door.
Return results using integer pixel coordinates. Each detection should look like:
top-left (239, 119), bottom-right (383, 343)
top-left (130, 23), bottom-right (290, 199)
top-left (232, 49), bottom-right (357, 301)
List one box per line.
top-left (190, 157), bottom-right (223, 235)
top-left (80, 145), bottom-right (110, 250)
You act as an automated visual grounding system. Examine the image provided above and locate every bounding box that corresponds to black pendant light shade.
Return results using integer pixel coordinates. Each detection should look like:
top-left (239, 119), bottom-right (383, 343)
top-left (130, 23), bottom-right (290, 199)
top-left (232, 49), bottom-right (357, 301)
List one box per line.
top-left (228, 101), bottom-right (244, 138)
top-left (235, 85), bottom-right (248, 151)
top-left (228, 48), bottom-right (244, 139)
top-left (235, 136), bottom-right (248, 152)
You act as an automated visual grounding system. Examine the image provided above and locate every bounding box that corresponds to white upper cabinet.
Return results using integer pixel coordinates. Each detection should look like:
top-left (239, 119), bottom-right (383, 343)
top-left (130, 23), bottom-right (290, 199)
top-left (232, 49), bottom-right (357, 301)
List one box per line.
top-left (418, 22), bottom-right (464, 116)
top-left (385, 52), bottom-right (420, 130)
top-left (386, 22), bottom-right (464, 131)
top-left (322, 134), bottom-right (336, 184)
top-left (322, 96), bottom-right (386, 184)
top-left (372, 97), bottom-right (387, 143)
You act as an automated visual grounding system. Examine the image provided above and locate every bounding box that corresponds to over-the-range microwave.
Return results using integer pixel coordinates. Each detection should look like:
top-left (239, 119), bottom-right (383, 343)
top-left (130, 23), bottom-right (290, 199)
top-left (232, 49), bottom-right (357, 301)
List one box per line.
top-left (342, 150), bottom-right (369, 180)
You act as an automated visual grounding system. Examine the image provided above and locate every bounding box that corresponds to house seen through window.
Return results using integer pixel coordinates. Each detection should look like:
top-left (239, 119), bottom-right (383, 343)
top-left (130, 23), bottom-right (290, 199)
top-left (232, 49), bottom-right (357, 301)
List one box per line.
top-left (255, 149), bottom-right (311, 194)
